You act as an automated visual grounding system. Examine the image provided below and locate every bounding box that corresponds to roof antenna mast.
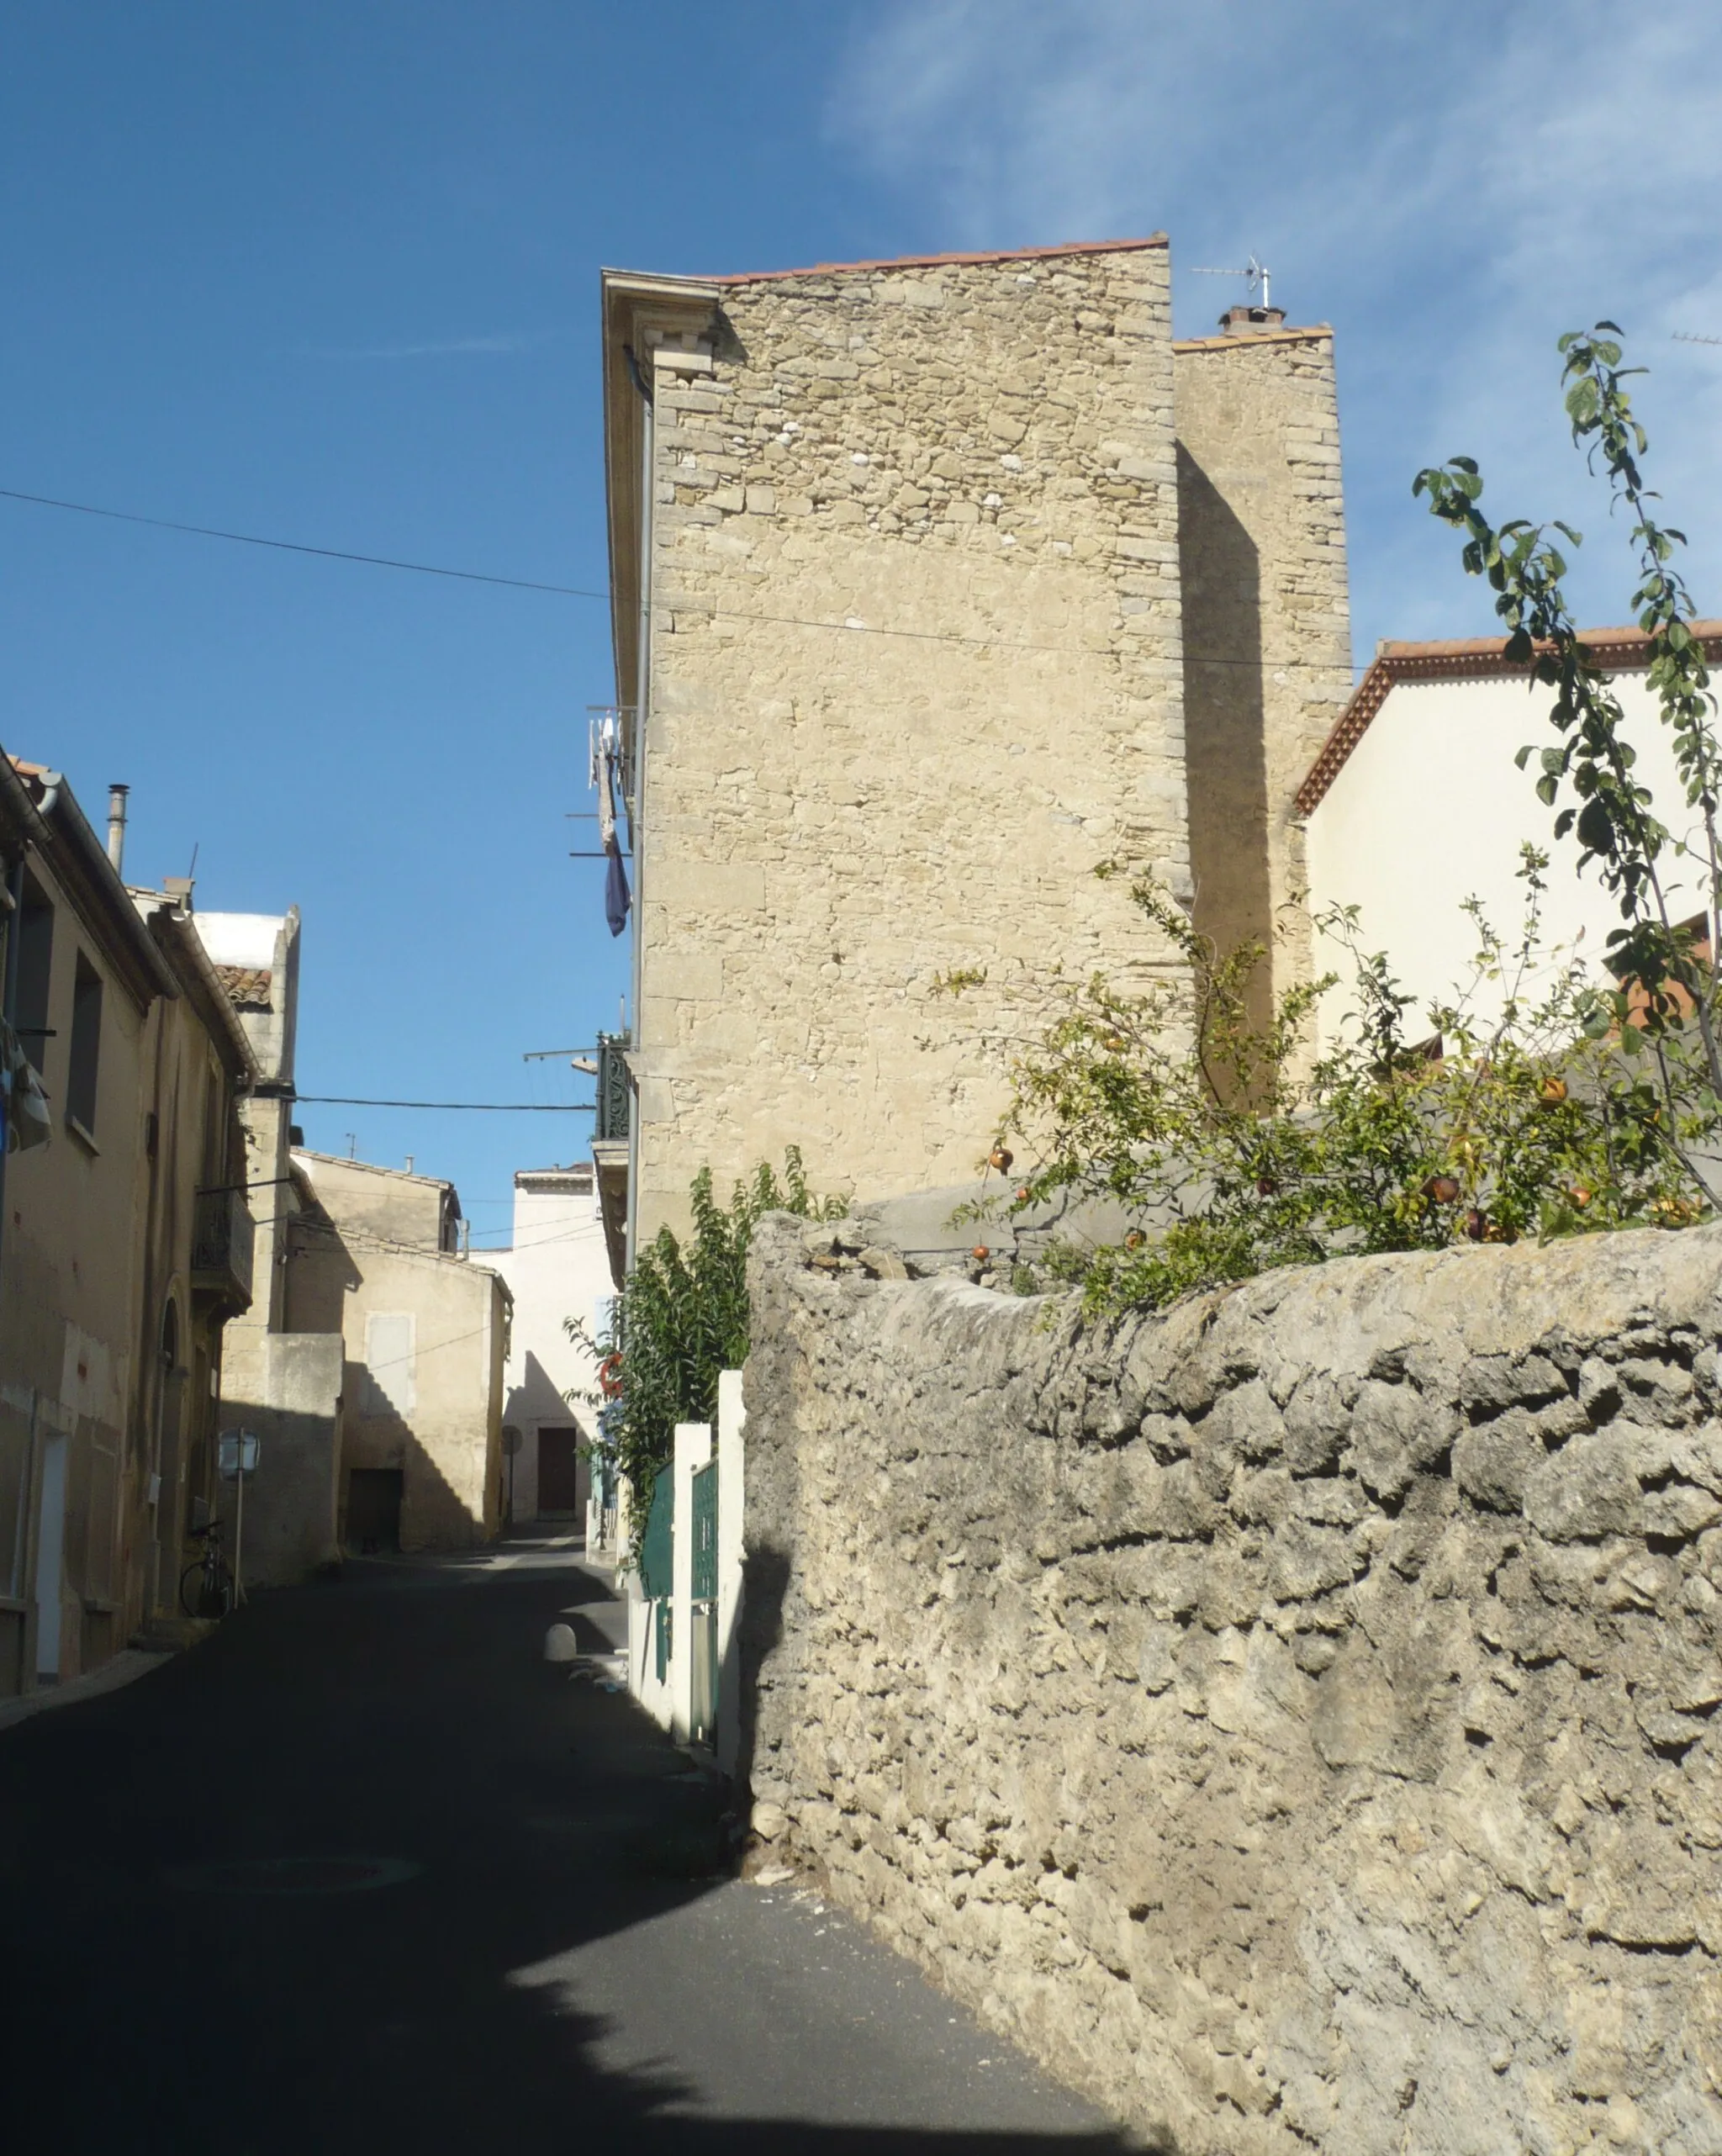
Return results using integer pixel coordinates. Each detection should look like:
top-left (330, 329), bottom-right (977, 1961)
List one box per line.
top-left (1191, 253), bottom-right (1272, 311)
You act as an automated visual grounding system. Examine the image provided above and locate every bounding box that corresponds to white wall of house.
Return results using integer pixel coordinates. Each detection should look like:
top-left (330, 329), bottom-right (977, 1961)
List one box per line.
top-left (486, 1166), bottom-right (613, 1525)
top-left (1307, 670), bottom-right (1693, 1050)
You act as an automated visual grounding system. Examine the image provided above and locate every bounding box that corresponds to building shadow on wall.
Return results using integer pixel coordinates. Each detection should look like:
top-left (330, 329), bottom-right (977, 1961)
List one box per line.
top-left (1177, 445), bottom-right (1273, 1035)
top-left (0, 1556), bottom-right (1166, 2154)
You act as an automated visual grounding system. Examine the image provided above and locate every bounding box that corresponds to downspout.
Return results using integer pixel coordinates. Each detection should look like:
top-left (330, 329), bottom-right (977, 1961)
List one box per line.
top-left (625, 346), bottom-right (654, 1277)
top-left (0, 853), bottom-right (23, 1308)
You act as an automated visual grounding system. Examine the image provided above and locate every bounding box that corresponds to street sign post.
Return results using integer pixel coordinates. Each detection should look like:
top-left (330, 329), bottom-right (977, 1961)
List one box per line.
top-left (218, 1429), bottom-right (260, 1606)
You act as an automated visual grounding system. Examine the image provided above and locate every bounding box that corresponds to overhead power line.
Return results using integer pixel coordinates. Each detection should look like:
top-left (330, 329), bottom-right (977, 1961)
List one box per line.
top-left (295, 1095), bottom-right (595, 1112)
top-left (0, 486), bottom-right (610, 600)
top-left (0, 479), bottom-right (1364, 672)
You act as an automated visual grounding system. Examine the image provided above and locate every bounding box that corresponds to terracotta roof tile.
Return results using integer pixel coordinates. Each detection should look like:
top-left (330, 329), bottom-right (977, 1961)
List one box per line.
top-left (212, 963), bottom-right (272, 1011)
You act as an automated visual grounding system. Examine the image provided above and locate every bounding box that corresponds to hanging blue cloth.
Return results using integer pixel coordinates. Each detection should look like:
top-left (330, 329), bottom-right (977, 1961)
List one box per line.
top-left (605, 838), bottom-right (631, 938)
top-left (599, 742), bottom-right (631, 938)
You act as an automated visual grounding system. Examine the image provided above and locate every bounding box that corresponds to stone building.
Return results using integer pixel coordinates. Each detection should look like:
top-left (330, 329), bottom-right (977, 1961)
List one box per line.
top-left (600, 240), bottom-right (1353, 1244)
top-left (195, 907), bottom-right (346, 1588)
top-left (283, 1151), bottom-right (508, 1553)
top-left (0, 761), bottom-right (254, 1694)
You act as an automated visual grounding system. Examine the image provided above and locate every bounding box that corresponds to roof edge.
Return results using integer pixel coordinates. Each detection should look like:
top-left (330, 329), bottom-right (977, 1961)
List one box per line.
top-left (661, 233), bottom-right (1170, 287)
top-left (1297, 620), bottom-right (1722, 817)
top-left (1174, 325), bottom-right (1333, 354)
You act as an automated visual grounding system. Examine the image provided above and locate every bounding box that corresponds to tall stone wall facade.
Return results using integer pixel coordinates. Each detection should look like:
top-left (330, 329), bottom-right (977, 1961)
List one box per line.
top-left (1175, 329), bottom-right (1353, 1018)
top-left (632, 241), bottom-right (1188, 1235)
top-left (608, 245), bottom-right (1358, 1240)
top-left (742, 1214), bottom-right (1722, 2155)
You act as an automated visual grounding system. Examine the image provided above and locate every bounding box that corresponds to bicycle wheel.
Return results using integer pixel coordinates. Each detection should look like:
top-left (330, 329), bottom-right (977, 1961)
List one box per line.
top-left (180, 1559), bottom-right (233, 1620)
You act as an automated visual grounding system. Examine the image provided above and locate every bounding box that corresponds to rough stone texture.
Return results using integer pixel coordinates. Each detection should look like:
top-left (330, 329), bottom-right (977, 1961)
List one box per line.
top-left (629, 246), bottom-right (1350, 1239)
top-left (1175, 330), bottom-right (1354, 1023)
top-left (742, 1214), bottom-right (1722, 2155)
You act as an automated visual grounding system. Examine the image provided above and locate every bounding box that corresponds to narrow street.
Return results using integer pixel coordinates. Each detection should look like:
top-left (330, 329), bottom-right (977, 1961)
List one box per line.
top-left (0, 1537), bottom-right (1126, 2154)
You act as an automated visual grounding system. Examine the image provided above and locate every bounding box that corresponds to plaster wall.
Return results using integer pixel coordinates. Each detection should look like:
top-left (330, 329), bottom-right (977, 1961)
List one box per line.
top-left (1307, 673), bottom-right (1689, 1049)
top-left (285, 1176), bottom-right (506, 1552)
top-left (742, 1212), bottom-right (1722, 2156)
top-left (221, 1329), bottom-right (344, 1587)
top-left (293, 1151), bottom-right (452, 1254)
top-left (486, 1170), bottom-right (612, 1521)
top-left (0, 853), bottom-right (146, 1688)
top-left (630, 244), bottom-right (1192, 1238)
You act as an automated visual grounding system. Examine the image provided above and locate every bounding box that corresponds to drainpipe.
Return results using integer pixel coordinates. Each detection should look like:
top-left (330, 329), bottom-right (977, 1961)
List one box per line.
top-left (625, 347), bottom-right (654, 1278)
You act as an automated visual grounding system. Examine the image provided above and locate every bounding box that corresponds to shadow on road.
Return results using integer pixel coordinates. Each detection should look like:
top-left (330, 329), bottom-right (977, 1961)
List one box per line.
top-left (0, 1549), bottom-right (1155, 2155)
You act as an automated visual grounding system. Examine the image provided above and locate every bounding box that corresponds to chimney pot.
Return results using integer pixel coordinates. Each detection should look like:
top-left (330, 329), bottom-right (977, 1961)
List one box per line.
top-left (1219, 304), bottom-right (1288, 334)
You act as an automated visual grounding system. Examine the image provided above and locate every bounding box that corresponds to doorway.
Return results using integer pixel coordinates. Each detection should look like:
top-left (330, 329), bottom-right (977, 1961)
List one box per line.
top-left (536, 1428), bottom-right (583, 1515)
top-left (346, 1468), bottom-right (404, 1555)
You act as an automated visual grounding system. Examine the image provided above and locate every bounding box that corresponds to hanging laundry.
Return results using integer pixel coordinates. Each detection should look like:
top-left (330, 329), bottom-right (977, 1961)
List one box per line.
top-left (599, 738), bottom-right (631, 939)
top-left (0, 1021), bottom-right (51, 1153)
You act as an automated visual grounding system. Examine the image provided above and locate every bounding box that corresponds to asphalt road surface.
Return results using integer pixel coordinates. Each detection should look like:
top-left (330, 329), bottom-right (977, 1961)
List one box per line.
top-left (0, 1535), bottom-right (1135, 2154)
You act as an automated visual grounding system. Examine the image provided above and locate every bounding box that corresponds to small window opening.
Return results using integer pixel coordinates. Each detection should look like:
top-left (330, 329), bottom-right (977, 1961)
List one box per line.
top-left (66, 954), bottom-right (103, 1134)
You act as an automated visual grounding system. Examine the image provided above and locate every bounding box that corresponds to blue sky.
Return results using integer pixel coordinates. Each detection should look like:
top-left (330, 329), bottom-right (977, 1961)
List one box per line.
top-left (5, 2), bottom-right (1719, 1242)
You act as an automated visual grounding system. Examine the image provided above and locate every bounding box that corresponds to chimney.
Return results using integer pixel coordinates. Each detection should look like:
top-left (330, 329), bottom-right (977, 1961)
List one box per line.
top-left (107, 785), bottom-right (129, 875)
top-left (162, 875), bottom-right (194, 912)
top-left (1219, 304), bottom-right (1287, 335)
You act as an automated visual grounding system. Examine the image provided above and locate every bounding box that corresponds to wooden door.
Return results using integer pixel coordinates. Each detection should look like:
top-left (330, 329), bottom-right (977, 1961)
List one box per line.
top-left (536, 1429), bottom-right (582, 1514)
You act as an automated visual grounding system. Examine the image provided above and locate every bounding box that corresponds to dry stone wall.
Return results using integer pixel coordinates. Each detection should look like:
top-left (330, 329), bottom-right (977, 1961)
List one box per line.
top-left (742, 1214), bottom-right (1722, 2155)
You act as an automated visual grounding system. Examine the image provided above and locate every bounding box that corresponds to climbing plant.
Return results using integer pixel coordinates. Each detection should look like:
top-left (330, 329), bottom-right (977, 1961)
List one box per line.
top-left (567, 1149), bottom-right (842, 1553)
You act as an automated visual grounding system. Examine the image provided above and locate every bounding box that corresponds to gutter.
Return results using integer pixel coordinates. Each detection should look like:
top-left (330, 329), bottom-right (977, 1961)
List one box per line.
top-left (147, 906), bottom-right (261, 1084)
top-left (12, 765), bottom-right (179, 1005)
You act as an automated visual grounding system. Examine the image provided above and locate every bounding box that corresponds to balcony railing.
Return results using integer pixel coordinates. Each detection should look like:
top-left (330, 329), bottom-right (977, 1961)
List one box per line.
top-left (595, 1032), bottom-right (631, 1144)
top-left (191, 1186), bottom-right (255, 1308)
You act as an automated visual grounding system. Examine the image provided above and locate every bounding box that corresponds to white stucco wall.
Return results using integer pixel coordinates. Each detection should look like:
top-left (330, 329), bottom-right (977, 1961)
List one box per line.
top-left (1307, 670), bottom-right (1693, 1049)
top-left (486, 1170), bottom-right (613, 1523)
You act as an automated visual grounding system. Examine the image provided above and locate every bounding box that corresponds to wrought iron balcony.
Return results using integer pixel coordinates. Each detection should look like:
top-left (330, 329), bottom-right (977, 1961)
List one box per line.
top-left (595, 1032), bottom-right (632, 1144)
top-left (191, 1186), bottom-right (255, 1309)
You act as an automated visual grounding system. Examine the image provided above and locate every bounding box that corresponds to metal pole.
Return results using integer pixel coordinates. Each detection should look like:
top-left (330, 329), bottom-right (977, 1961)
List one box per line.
top-left (233, 1445), bottom-right (246, 1608)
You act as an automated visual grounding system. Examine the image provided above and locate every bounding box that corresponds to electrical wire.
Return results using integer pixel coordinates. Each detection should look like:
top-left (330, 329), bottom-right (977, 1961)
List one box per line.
top-left (294, 1095), bottom-right (594, 1112)
top-left (0, 486), bottom-right (609, 600)
top-left (1, 481), bottom-right (1365, 672)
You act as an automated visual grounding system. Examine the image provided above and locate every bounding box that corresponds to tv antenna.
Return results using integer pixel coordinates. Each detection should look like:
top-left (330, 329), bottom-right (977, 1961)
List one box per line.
top-left (1673, 330), bottom-right (1722, 347)
top-left (1191, 254), bottom-right (1272, 311)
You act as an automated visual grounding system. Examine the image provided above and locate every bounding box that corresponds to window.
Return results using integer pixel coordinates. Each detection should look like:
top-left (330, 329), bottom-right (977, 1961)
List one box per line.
top-left (14, 876), bottom-right (53, 1074)
top-left (362, 1312), bottom-right (416, 1418)
top-left (66, 954), bottom-right (103, 1136)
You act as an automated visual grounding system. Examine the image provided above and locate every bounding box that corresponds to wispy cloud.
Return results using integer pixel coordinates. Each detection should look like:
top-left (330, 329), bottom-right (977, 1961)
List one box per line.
top-left (828, 0), bottom-right (1722, 653)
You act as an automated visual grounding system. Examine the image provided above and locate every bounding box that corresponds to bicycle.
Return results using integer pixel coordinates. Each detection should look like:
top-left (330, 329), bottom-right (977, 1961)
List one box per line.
top-left (179, 1518), bottom-right (234, 1620)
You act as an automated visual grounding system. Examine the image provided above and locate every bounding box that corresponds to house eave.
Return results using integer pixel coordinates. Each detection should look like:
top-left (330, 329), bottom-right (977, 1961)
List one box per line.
top-left (600, 271), bottom-right (725, 711)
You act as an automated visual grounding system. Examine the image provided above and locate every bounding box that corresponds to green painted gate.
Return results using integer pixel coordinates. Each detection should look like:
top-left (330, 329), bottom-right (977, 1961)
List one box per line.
top-left (690, 1461), bottom-right (718, 1744)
